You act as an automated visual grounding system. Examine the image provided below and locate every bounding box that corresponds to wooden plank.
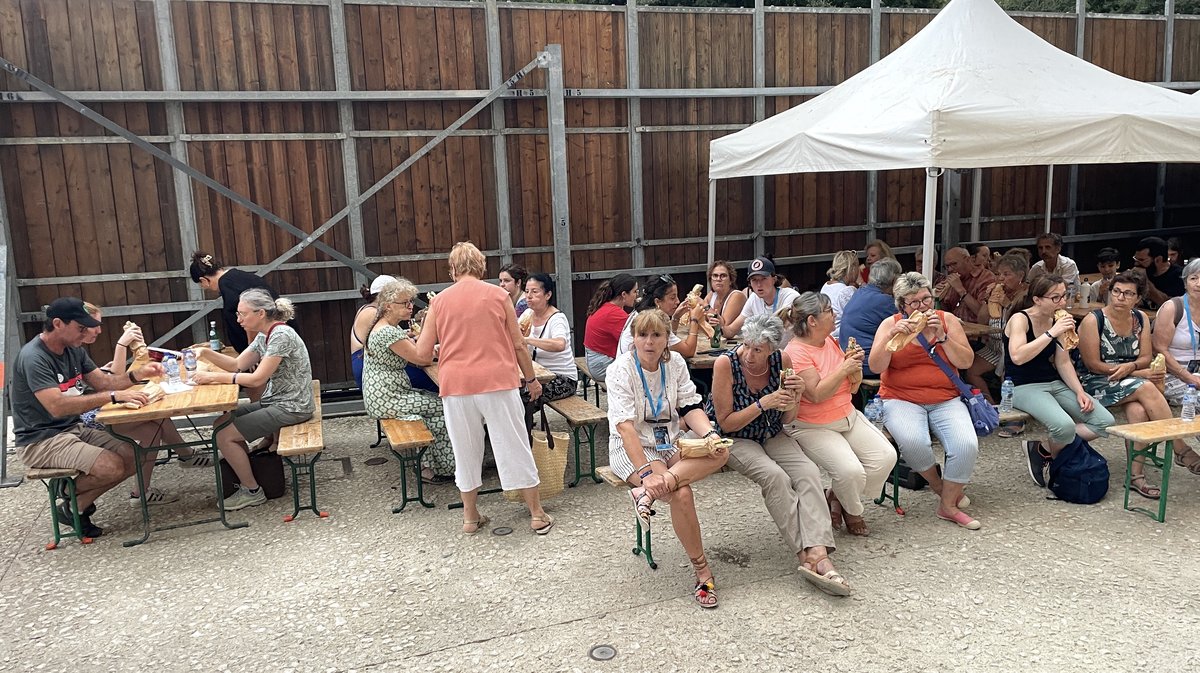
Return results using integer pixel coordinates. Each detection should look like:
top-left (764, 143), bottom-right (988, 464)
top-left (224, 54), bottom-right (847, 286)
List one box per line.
top-left (1109, 418), bottom-right (1200, 444)
top-left (96, 383), bottom-right (240, 425)
top-left (382, 418), bottom-right (434, 451)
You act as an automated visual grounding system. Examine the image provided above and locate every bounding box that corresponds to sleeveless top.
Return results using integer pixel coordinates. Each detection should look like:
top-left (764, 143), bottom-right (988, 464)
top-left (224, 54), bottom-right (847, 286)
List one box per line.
top-left (879, 311), bottom-right (958, 405)
top-left (705, 349), bottom-right (783, 445)
top-left (1003, 310), bottom-right (1060, 386)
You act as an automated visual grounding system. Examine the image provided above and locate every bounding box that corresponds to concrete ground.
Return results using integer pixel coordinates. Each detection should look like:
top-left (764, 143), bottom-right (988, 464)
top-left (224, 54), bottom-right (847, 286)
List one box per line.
top-left (2, 407), bottom-right (1200, 673)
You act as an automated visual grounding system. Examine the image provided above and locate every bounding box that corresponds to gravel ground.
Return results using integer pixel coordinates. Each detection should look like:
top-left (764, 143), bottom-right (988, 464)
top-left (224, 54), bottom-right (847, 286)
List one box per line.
top-left (2, 405), bottom-right (1200, 673)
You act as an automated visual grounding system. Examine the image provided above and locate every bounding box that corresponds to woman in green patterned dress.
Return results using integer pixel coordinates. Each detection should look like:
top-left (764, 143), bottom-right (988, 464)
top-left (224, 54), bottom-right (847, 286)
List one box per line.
top-left (362, 278), bottom-right (455, 483)
top-left (1076, 271), bottom-right (1169, 499)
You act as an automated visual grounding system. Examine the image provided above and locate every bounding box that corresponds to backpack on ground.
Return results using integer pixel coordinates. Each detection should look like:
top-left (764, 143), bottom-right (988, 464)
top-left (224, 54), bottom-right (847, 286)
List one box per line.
top-left (1046, 435), bottom-right (1109, 504)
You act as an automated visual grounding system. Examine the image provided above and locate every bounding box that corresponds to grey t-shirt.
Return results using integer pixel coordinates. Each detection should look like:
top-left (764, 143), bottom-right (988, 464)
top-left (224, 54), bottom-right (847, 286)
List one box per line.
top-left (12, 336), bottom-right (97, 446)
top-left (248, 324), bottom-right (315, 416)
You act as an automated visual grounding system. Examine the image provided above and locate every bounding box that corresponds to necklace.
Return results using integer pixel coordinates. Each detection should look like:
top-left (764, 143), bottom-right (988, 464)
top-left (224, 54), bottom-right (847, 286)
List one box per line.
top-left (738, 349), bottom-right (769, 377)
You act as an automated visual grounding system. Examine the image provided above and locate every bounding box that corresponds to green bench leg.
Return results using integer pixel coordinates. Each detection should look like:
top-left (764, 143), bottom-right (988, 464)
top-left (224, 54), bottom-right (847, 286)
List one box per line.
top-left (391, 446), bottom-right (436, 513)
top-left (1124, 438), bottom-right (1172, 523)
top-left (568, 424), bottom-right (602, 487)
top-left (633, 517), bottom-right (657, 570)
top-left (874, 445), bottom-right (905, 516)
top-left (281, 453), bottom-right (328, 521)
top-left (370, 419), bottom-right (387, 448)
top-left (45, 477), bottom-right (90, 549)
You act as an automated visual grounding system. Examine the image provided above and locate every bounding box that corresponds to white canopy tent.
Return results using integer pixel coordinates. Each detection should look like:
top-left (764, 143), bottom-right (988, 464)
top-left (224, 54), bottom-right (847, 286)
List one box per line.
top-left (708, 0), bottom-right (1200, 278)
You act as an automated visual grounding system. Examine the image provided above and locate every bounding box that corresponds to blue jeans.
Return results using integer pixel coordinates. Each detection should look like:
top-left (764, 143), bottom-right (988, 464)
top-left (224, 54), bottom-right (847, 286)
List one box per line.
top-left (1012, 380), bottom-right (1113, 446)
top-left (882, 397), bottom-right (979, 483)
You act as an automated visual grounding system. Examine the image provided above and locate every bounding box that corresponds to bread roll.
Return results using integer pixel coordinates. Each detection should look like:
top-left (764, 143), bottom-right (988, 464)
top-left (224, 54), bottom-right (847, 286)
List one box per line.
top-left (1150, 353), bottom-right (1167, 392)
top-left (885, 312), bottom-right (927, 352)
top-left (518, 308), bottom-right (534, 337)
top-left (676, 435), bottom-right (734, 459)
top-left (987, 284), bottom-right (1008, 319)
top-left (1053, 310), bottom-right (1079, 349)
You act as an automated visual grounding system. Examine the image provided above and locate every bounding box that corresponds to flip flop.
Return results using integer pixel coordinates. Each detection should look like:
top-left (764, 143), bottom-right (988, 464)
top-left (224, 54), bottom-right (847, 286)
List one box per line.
top-left (531, 514), bottom-right (555, 535)
top-left (462, 515), bottom-right (490, 535)
top-left (798, 554), bottom-right (852, 596)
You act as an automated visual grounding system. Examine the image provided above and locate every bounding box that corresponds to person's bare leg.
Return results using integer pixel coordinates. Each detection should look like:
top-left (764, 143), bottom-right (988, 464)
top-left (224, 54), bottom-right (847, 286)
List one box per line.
top-left (215, 424), bottom-right (258, 489)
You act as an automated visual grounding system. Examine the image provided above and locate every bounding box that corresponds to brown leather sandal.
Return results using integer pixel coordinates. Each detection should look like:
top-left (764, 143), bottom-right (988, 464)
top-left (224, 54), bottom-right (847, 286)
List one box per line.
top-left (1174, 447), bottom-right (1200, 476)
top-left (843, 513), bottom-right (870, 536)
top-left (798, 552), bottom-right (852, 596)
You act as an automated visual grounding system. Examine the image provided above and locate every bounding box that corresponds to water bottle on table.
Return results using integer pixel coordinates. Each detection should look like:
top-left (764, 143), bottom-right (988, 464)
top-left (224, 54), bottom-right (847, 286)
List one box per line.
top-left (182, 348), bottom-right (197, 379)
top-left (165, 356), bottom-right (181, 385)
top-left (1183, 385), bottom-right (1197, 422)
top-left (999, 377), bottom-right (1014, 413)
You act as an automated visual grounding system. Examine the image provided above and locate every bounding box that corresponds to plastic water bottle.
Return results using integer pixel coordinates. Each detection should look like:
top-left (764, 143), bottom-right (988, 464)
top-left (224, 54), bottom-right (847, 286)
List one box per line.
top-left (209, 321), bottom-right (221, 351)
top-left (165, 356), bottom-right (181, 385)
top-left (183, 349), bottom-right (197, 375)
top-left (1183, 386), bottom-right (1197, 423)
top-left (1000, 378), bottom-right (1015, 413)
top-left (866, 395), bottom-right (884, 429)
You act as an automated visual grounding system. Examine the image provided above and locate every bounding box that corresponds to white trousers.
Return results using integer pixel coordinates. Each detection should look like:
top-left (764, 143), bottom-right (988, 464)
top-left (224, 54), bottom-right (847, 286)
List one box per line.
top-left (442, 389), bottom-right (540, 493)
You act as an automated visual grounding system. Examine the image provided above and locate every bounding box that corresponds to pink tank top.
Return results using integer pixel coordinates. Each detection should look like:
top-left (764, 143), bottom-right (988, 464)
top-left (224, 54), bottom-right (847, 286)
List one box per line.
top-left (432, 279), bottom-right (521, 397)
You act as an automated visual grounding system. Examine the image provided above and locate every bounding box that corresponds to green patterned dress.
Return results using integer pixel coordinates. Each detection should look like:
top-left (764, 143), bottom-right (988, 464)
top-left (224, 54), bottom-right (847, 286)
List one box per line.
top-left (1075, 309), bottom-right (1147, 406)
top-left (362, 324), bottom-right (455, 477)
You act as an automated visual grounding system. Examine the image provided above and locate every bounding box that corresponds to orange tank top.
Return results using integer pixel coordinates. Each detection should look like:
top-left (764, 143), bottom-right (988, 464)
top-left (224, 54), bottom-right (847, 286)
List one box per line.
top-left (879, 311), bottom-right (959, 405)
top-left (432, 279), bottom-right (521, 397)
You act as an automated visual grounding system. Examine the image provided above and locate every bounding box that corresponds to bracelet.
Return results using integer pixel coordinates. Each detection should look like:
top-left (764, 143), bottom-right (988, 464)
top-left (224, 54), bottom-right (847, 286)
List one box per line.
top-left (116, 341), bottom-right (129, 348)
top-left (1044, 331), bottom-right (1055, 341)
top-left (110, 391), bottom-right (117, 404)
top-left (635, 462), bottom-right (655, 479)
top-left (128, 371), bottom-right (138, 384)
top-left (232, 373), bottom-right (238, 385)
top-left (703, 430), bottom-right (720, 439)
top-left (755, 400), bottom-right (765, 413)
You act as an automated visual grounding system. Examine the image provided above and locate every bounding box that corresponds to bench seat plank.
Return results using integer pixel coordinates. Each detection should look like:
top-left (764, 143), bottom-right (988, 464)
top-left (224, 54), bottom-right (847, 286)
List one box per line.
top-left (382, 418), bottom-right (434, 451)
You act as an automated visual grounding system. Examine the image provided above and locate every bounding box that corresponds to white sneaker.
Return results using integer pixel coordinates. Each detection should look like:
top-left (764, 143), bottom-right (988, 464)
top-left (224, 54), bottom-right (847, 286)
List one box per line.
top-left (222, 486), bottom-right (266, 511)
top-left (128, 487), bottom-right (179, 507)
top-left (177, 452), bottom-right (213, 469)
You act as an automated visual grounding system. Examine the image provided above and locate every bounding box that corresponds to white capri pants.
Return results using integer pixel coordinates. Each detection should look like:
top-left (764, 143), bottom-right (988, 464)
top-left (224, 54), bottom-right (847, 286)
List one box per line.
top-left (442, 389), bottom-right (540, 493)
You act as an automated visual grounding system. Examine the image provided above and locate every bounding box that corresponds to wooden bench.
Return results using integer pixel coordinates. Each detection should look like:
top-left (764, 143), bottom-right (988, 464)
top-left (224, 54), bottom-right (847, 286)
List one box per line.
top-left (546, 395), bottom-right (608, 487)
top-left (25, 467), bottom-right (92, 549)
top-left (381, 418), bottom-right (437, 512)
top-left (574, 356), bottom-right (606, 406)
top-left (276, 381), bottom-right (328, 521)
top-left (1107, 418), bottom-right (1200, 523)
top-left (597, 466), bottom-right (656, 570)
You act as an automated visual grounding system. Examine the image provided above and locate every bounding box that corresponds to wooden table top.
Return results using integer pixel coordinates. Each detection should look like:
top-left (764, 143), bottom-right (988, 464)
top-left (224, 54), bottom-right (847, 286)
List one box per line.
top-left (961, 322), bottom-right (1001, 339)
top-left (686, 341), bottom-right (743, 370)
top-left (423, 360), bottom-right (554, 387)
top-left (95, 383), bottom-right (240, 425)
top-left (1107, 418), bottom-right (1200, 443)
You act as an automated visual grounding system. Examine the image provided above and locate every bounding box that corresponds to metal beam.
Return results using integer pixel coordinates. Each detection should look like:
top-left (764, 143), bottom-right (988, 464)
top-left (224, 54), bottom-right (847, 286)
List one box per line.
top-left (543, 45), bottom-right (574, 324)
top-left (485, 0), bottom-right (514, 266)
top-left (0, 165), bottom-right (21, 486)
top-left (866, 0), bottom-right (881, 247)
top-left (627, 0), bottom-right (646, 270)
top-left (329, 0), bottom-right (369, 288)
top-left (970, 168), bottom-right (982, 241)
top-left (753, 0), bottom-right (766, 258)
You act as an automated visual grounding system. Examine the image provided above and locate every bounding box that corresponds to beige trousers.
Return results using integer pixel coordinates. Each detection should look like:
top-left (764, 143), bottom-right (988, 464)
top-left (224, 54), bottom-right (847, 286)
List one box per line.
top-left (784, 410), bottom-right (897, 517)
top-left (726, 433), bottom-right (835, 554)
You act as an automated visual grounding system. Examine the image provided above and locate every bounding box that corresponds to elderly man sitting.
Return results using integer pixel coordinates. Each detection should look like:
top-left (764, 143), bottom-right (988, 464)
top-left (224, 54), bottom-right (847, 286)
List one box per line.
top-left (840, 259), bottom-right (902, 377)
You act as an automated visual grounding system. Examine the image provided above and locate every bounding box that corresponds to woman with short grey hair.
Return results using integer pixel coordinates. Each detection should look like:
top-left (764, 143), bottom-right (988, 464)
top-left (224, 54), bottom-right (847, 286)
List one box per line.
top-left (891, 272), bottom-right (931, 311)
top-left (781, 292), bottom-right (896, 538)
top-left (822, 251), bottom-right (859, 340)
top-left (706, 314), bottom-right (850, 595)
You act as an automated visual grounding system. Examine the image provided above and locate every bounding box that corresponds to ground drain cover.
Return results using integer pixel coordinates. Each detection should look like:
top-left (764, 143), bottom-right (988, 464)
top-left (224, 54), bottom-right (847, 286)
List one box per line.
top-left (364, 457), bottom-right (388, 466)
top-left (492, 526), bottom-right (513, 536)
top-left (589, 645), bottom-right (616, 661)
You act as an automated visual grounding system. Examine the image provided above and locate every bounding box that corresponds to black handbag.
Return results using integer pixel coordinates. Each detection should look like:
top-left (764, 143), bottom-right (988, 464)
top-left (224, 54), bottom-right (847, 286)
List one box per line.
top-left (219, 448), bottom-right (286, 499)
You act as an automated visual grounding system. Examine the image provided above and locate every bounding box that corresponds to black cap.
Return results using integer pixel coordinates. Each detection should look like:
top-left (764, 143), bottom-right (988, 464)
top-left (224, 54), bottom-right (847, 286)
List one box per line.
top-left (46, 297), bottom-right (101, 328)
top-left (746, 256), bottom-right (776, 279)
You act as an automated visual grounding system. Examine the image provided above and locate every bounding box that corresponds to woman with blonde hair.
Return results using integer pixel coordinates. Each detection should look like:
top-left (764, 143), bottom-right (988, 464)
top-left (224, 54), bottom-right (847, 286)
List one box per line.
top-left (860, 239), bottom-right (896, 285)
top-left (193, 289), bottom-right (315, 511)
top-left (822, 250), bottom-right (860, 340)
top-left (362, 279), bottom-right (453, 483)
top-left (414, 242), bottom-right (554, 535)
top-left (607, 309), bottom-right (729, 607)
top-left (781, 292), bottom-right (896, 537)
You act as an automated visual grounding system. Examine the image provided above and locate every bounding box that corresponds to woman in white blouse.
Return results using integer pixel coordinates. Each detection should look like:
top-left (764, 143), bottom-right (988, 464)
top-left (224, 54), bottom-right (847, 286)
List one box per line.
top-left (821, 250), bottom-right (859, 340)
top-left (607, 309), bottom-right (729, 609)
top-left (521, 273), bottom-right (577, 430)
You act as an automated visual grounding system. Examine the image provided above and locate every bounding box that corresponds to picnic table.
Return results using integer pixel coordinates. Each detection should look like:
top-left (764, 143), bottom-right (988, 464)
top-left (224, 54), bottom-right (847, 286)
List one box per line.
top-left (1106, 418), bottom-right (1200, 523)
top-left (422, 360), bottom-right (554, 386)
top-left (686, 341), bottom-right (741, 370)
top-left (95, 382), bottom-right (245, 546)
top-left (961, 322), bottom-right (1001, 339)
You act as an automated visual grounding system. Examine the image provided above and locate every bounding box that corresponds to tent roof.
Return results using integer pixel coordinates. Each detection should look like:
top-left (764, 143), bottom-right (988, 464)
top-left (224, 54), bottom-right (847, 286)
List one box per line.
top-left (709, 0), bottom-right (1200, 179)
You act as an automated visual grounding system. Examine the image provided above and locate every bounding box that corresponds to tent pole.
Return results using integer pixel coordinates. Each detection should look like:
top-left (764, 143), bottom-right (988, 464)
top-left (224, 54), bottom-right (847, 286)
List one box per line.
top-left (1044, 165), bottom-right (1054, 233)
top-left (970, 168), bottom-right (982, 241)
top-left (923, 169), bottom-right (939, 281)
top-left (707, 180), bottom-right (717, 268)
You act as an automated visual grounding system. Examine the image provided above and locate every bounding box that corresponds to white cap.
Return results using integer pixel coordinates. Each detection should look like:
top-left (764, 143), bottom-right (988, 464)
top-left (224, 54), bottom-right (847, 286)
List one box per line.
top-left (369, 275), bottom-right (398, 295)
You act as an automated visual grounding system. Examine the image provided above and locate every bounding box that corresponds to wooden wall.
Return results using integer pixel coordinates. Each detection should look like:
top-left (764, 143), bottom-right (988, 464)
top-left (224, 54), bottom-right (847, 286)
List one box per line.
top-left (1, 0), bottom-right (1197, 384)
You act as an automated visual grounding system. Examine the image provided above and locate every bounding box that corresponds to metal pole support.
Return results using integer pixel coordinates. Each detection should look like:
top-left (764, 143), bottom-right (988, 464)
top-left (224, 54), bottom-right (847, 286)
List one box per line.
top-left (541, 45), bottom-right (574, 324)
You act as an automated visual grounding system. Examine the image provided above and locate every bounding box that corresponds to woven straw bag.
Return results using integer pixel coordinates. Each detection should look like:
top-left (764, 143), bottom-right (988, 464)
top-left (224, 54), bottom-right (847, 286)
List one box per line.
top-left (505, 429), bottom-right (568, 501)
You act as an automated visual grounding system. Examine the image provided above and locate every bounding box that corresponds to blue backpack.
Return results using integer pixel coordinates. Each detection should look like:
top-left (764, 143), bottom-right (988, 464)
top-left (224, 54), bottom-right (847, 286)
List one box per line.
top-left (1047, 436), bottom-right (1110, 504)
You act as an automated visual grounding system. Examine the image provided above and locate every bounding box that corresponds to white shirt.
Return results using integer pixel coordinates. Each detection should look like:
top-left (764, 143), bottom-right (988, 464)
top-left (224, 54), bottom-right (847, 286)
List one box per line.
top-left (820, 282), bottom-right (856, 339)
top-left (739, 286), bottom-right (800, 345)
top-left (606, 351), bottom-right (701, 454)
top-left (1028, 255), bottom-right (1079, 285)
top-left (526, 311), bottom-right (576, 380)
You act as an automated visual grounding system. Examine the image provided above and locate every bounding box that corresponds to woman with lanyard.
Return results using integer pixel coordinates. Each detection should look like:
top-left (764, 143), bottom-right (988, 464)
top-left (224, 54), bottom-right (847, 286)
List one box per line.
top-left (1151, 257), bottom-right (1200, 474)
top-left (520, 272), bottom-right (577, 431)
top-left (707, 313), bottom-right (851, 596)
top-left (1004, 275), bottom-right (1113, 490)
top-left (606, 309), bottom-right (729, 608)
top-left (193, 289), bottom-right (315, 511)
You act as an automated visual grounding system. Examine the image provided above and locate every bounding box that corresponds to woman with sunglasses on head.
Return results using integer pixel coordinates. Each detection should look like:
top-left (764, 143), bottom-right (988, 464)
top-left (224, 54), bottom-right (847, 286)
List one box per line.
top-left (192, 289), bottom-right (315, 511)
top-left (607, 309), bottom-right (728, 608)
top-left (1076, 271), bottom-right (1175, 498)
top-left (822, 251), bottom-right (861, 340)
top-left (349, 274), bottom-right (396, 389)
top-left (1150, 258), bottom-right (1200, 475)
top-left (521, 273), bottom-right (578, 430)
top-left (617, 274), bottom-right (708, 359)
top-left (361, 279), bottom-right (454, 484)
top-left (781, 292), bottom-right (896, 538)
top-left (1005, 275), bottom-right (1113, 490)
top-left (705, 260), bottom-right (748, 331)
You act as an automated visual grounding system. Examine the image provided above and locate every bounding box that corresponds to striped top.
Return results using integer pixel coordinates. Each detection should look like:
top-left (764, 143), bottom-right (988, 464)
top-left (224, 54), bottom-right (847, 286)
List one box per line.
top-left (706, 349), bottom-right (784, 445)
